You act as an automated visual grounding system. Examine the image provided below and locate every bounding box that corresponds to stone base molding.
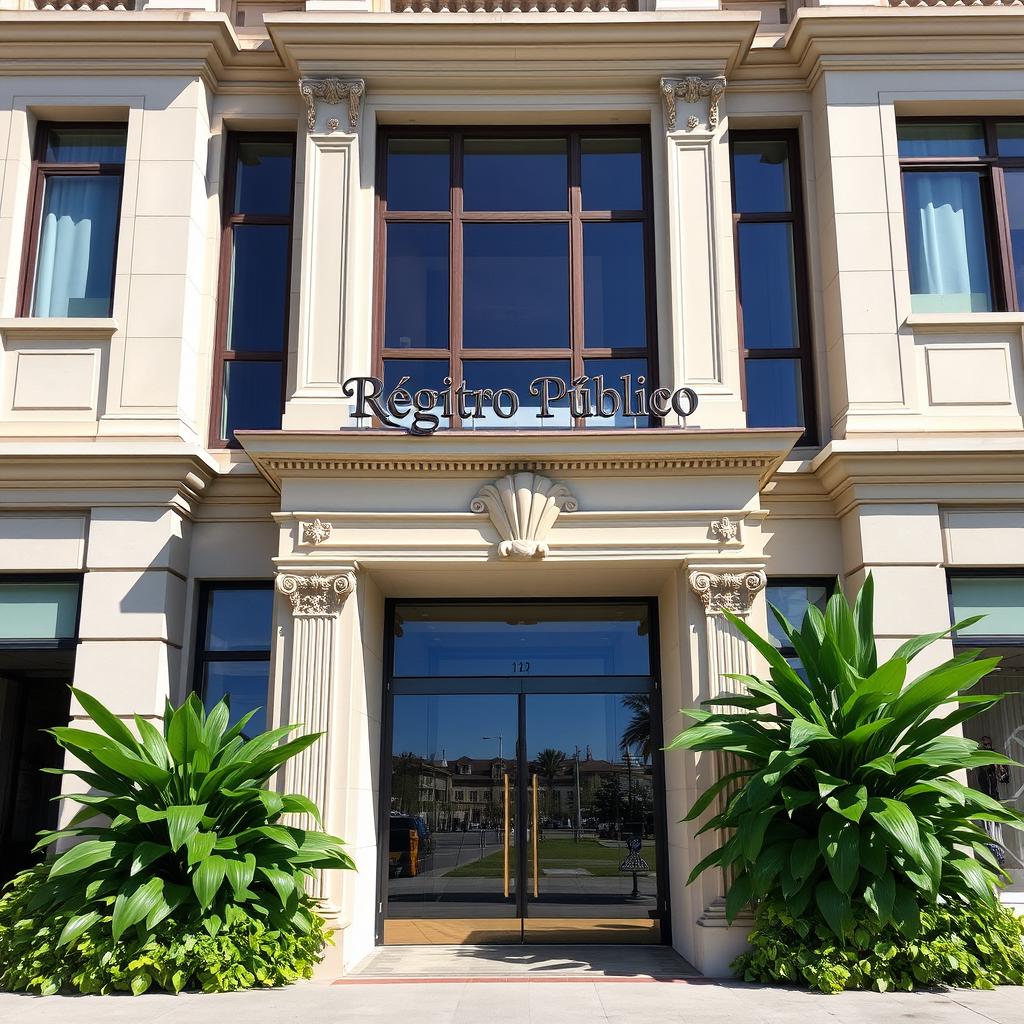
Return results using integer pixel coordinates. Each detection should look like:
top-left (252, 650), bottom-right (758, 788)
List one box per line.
top-left (275, 570), bottom-right (357, 911)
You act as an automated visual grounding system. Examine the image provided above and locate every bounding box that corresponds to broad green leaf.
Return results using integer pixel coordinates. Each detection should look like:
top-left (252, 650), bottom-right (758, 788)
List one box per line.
top-left (186, 830), bottom-right (217, 867)
top-left (949, 857), bottom-right (996, 908)
top-left (166, 804), bottom-right (208, 852)
top-left (49, 839), bottom-right (118, 879)
top-left (815, 879), bottom-right (852, 938)
top-left (683, 770), bottom-right (752, 822)
top-left (863, 871), bottom-right (895, 924)
top-left (56, 910), bottom-right (101, 948)
top-left (225, 852), bottom-right (257, 900)
top-left (891, 882), bottom-right (921, 939)
top-left (192, 855), bottom-right (228, 910)
top-left (70, 688), bottom-right (142, 756)
top-left (818, 812), bottom-right (860, 893)
top-left (868, 798), bottom-right (926, 870)
top-left (790, 836), bottom-right (819, 884)
top-left (112, 876), bottom-right (165, 941)
top-left (725, 871), bottom-right (752, 924)
top-left (790, 718), bottom-right (835, 749)
top-left (259, 865), bottom-right (296, 907)
top-left (826, 784), bottom-right (868, 823)
top-left (130, 841), bottom-right (167, 876)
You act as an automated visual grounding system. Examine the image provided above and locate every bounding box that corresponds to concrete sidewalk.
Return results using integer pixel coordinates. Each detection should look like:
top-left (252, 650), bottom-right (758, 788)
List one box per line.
top-left (2, 979), bottom-right (1024, 1024)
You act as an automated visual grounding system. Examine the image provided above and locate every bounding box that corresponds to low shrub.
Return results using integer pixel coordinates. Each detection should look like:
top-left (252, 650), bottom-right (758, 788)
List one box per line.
top-left (0, 865), bottom-right (330, 995)
top-left (0, 689), bottom-right (354, 995)
top-left (735, 895), bottom-right (1024, 994)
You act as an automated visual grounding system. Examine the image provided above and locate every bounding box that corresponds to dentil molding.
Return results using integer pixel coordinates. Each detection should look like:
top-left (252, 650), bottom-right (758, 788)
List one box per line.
top-left (299, 78), bottom-right (365, 133)
top-left (688, 569), bottom-right (766, 615)
top-left (470, 471), bottom-right (578, 560)
top-left (660, 76), bottom-right (727, 133)
top-left (276, 572), bottom-right (356, 616)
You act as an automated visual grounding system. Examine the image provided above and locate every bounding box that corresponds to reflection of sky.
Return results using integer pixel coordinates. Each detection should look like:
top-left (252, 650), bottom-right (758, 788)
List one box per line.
top-left (392, 693), bottom-right (640, 764)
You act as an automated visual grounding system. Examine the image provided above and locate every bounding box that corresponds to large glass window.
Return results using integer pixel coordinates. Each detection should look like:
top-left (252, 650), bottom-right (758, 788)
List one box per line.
top-left (194, 583), bottom-right (274, 737)
top-left (0, 579), bottom-right (80, 642)
top-left (949, 573), bottom-right (1024, 642)
top-left (212, 134), bottom-right (296, 445)
top-left (898, 119), bottom-right (1024, 313)
top-left (376, 129), bottom-right (657, 429)
top-left (730, 131), bottom-right (817, 445)
top-left (22, 124), bottom-right (126, 318)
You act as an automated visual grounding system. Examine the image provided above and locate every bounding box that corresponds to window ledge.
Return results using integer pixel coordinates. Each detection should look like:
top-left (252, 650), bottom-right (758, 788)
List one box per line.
top-left (0, 317), bottom-right (118, 342)
top-left (905, 312), bottom-right (1024, 334)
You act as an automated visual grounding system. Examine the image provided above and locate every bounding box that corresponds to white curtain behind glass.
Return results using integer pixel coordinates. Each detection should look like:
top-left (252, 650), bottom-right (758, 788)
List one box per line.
top-left (904, 171), bottom-right (993, 314)
top-left (31, 175), bottom-right (120, 318)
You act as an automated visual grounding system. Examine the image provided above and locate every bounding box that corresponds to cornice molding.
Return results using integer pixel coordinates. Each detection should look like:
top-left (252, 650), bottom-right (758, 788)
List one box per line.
top-left (236, 427), bottom-right (801, 493)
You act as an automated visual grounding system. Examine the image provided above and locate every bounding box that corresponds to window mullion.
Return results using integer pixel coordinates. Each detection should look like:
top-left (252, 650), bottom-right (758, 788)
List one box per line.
top-left (451, 131), bottom-right (464, 429)
top-left (568, 130), bottom-right (585, 427)
top-left (990, 164), bottom-right (1020, 311)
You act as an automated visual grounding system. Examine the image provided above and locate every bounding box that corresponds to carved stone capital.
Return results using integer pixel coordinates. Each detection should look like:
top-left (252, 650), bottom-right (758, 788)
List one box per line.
top-left (299, 78), bottom-right (365, 133)
top-left (276, 572), bottom-right (355, 616)
top-left (301, 518), bottom-right (332, 546)
top-left (688, 569), bottom-right (766, 616)
top-left (470, 471), bottom-right (578, 560)
top-left (660, 76), bottom-right (727, 133)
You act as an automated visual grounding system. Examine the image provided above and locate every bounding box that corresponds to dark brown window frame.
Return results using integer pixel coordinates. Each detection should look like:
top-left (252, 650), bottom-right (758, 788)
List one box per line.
top-left (897, 116), bottom-right (1024, 313)
top-left (730, 128), bottom-right (818, 448)
top-left (210, 131), bottom-right (296, 449)
top-left (372, 126), bottom-right (660, 429)
top-left (17, 121), bottom-right (127, 319)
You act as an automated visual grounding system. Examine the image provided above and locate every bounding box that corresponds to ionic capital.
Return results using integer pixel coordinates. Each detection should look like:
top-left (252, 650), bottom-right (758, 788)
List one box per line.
top-left (276, 571), bottom-right (356, 617)
top-left (688, 569), bottom-right (766, 616)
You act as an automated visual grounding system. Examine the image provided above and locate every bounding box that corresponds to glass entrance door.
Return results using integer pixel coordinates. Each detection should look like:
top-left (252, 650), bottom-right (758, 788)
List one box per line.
top-left (524, 693), bottom-right (660, 943)
top-left (381, 600), bottom-right (666, 946)
top-left (384, 694), bottom-right (521, 944)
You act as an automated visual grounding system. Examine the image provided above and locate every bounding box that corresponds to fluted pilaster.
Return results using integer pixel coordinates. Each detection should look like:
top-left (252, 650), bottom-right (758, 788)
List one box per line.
top-left (276, 570), bottom-right (356, 906)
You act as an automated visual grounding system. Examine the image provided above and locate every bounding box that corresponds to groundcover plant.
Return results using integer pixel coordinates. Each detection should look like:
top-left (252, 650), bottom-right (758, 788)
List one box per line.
top-left (669, 575), bottom-right (1024, 992)
top-left (0, 690), bottom-right (355, 995)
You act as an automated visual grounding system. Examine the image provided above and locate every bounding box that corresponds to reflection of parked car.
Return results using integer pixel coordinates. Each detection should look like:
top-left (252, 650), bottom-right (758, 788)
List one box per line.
top-left (389, 814), bottom-right (432, 877)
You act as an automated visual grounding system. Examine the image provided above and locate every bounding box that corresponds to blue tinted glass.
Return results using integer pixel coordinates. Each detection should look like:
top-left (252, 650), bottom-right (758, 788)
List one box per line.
top-left (32, 176), bottom-right (120, 317)
top-left (228, 224), bottom-right (290, 352)
top-left (897, 121), bottom-right (986, 158)
top-left (732, 138), bottom-right (791, 214)
top-left (462, 358), bottom-right (570, 429)
top-left (234, 139), bottom-right (294, 216)
top-left (583, 222), bottom-right (646, 349)
top-left (581, 137), bottom-right (643, 212)
top-left (45, 127), bottom-right (126, 164)
top-left (766, 584), bottom-right (829, 649)
top-left (997, 122), bottom-right (1024, 158)
top-left (463, 224), bottom-right (569, 348)
top-left (385, 223), bottom-right (449, 349)
top-left (203, 662), bottom-right (268, 738)
top-left (392, 602), bottom-right (651, 677)
top-left (206, 586), bottom-right (274, 651)
top-left (387, 138), bottom-right (450, 212)
top-left (738, 222), bottom-right (798, 349)
top-left (221, 360), bottom-right (282, 439)
top-left (583, 358), bottom-right (649, 429)
top-left (745, 358), bottom-right (804, 429)
top-left (904, 171), bottom-right (993, 314)
top-left (464, 138), bottom-right (567, 212)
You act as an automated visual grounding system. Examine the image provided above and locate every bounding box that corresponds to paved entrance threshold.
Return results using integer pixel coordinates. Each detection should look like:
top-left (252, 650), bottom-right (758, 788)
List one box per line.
top-left (342, 944), bottom-right (699, 982)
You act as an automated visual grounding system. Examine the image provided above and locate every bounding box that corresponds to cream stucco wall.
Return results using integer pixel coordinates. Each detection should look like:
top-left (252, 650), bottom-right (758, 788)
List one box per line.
top-left (0, 3), bottom-right (1022, 979)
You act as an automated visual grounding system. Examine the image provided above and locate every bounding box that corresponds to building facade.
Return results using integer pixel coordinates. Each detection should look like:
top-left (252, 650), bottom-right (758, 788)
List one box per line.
top-left (0, 0), bottom-right (1023, 978)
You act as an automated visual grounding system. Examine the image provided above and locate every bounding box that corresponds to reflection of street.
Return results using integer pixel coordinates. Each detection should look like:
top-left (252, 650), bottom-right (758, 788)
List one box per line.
top-left (423, 831), bottom-right (503, 877)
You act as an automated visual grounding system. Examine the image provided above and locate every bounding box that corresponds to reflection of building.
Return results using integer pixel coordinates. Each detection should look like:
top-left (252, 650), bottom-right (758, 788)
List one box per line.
top-left (390, 755), bottom-right (453, 831)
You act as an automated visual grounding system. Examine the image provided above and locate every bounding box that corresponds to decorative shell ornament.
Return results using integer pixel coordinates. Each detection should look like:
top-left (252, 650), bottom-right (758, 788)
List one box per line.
top-left (470, 472), bottom-right (578, 560)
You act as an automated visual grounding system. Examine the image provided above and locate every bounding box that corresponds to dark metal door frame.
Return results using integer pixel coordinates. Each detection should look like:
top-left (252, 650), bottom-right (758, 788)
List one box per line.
top-left (375, 597), bottom-right (672, 947)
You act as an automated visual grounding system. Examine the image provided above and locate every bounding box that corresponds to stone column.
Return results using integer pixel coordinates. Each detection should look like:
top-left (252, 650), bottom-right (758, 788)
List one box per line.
top-left (688, 568), bottom-right (767, 697)
top-left (275, 569), bottom-right (356, 909)
top-left (686, 567), bottom-right (766, 972)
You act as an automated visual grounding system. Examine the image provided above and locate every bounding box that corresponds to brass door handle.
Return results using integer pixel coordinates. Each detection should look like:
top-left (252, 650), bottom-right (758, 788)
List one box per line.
top-left (503, 772), bottom-right (510, 899)
top-left (532, 773), bottom-right (539, 898)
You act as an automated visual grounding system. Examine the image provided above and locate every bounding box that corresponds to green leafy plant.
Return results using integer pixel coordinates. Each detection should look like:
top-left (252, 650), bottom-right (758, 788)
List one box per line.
top-left (669, 574), bottom-right (1024, 946)
top-left (0, 690), bottom-right (355, 995)
top-left (736, 895), bottom-right (1024, 993)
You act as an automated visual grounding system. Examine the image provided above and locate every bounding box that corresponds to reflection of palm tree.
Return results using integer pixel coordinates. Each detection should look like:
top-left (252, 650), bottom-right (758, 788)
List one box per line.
top-left (619, 694), bottom-right (651, 762)
top-left (535, 748), bottom-right (567, 821)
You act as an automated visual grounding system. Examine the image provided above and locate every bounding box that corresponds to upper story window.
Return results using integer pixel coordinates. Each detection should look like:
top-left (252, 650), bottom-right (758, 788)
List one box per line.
top-left (898, 119), bottom-right (1024, 314)
top-left (193, 582), bottom-right (274, 737)
top-left (20, 124), bottom-right (126, 318)
top-left (212, 133), bottom-right (296, 446)
top-left (375, 128), bottom-right (656, 428)
top-left (730, 130), bottom-right (817, 446)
